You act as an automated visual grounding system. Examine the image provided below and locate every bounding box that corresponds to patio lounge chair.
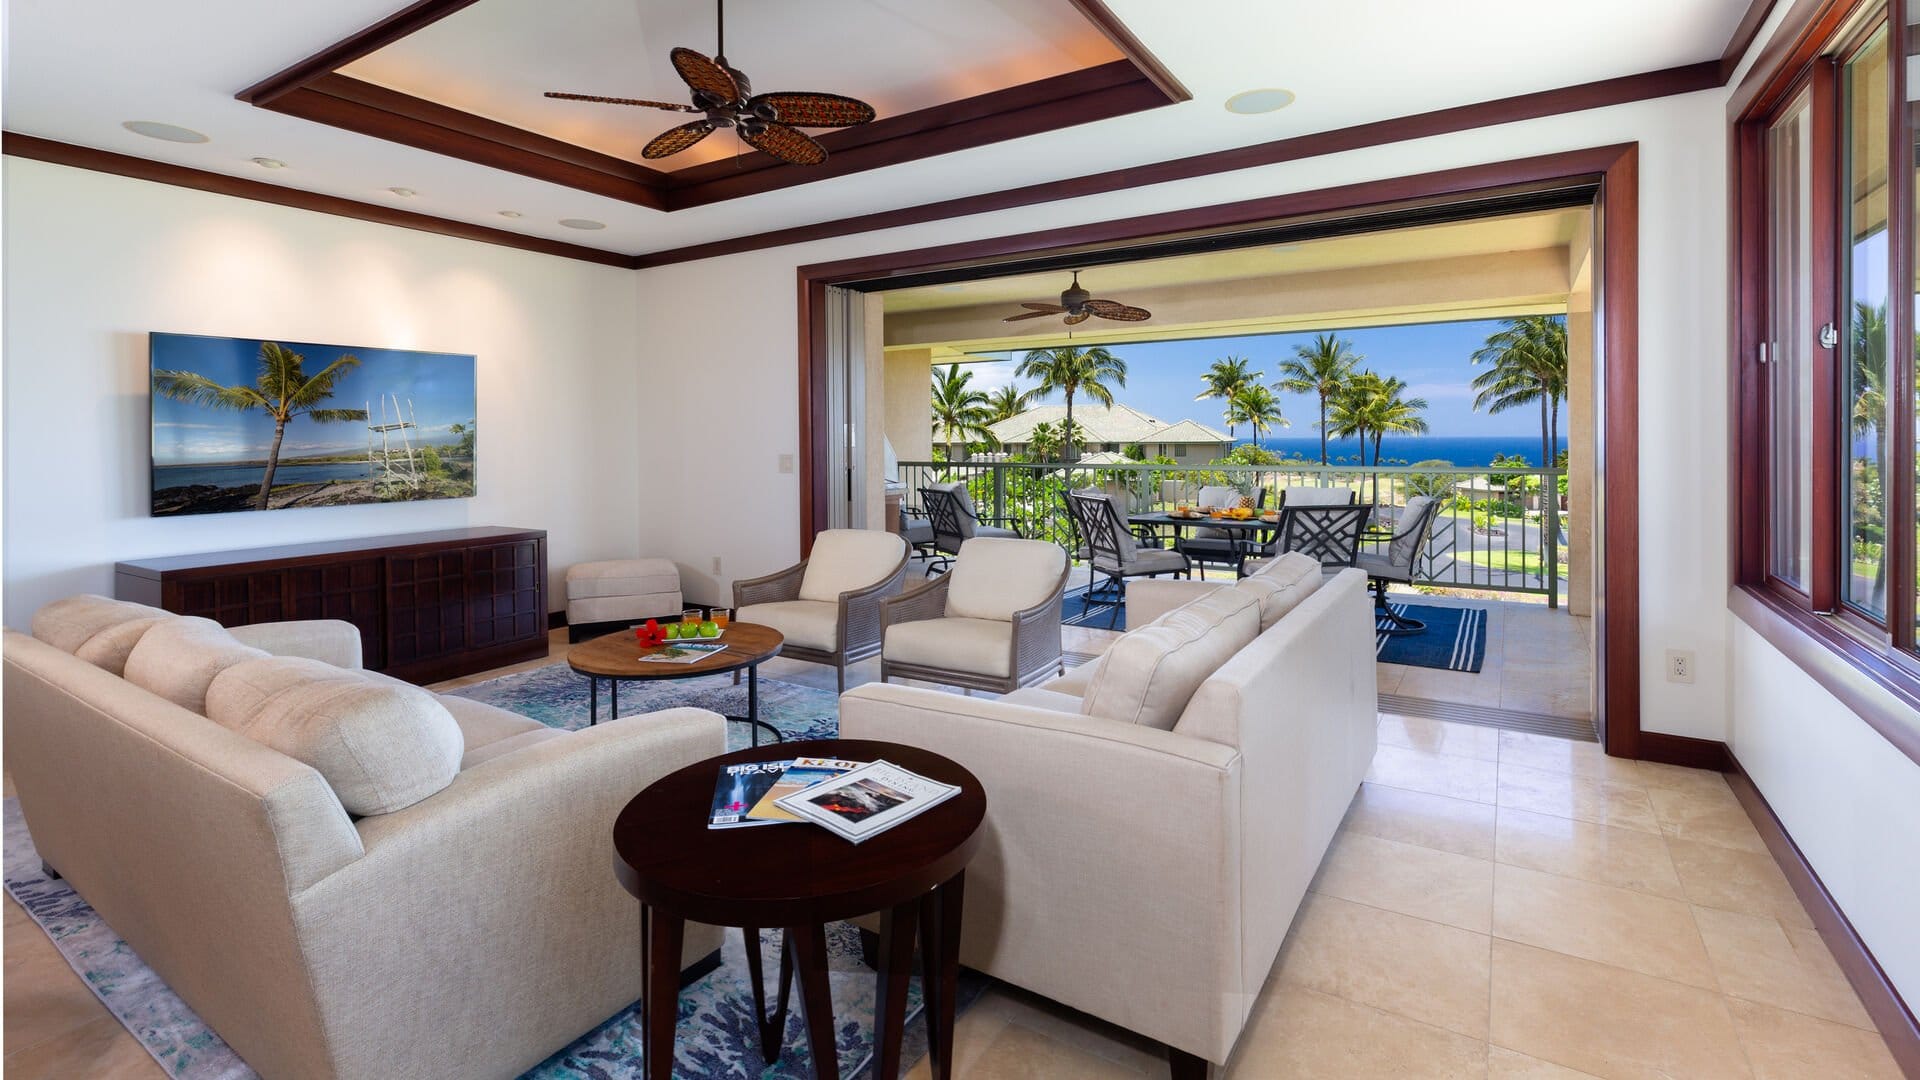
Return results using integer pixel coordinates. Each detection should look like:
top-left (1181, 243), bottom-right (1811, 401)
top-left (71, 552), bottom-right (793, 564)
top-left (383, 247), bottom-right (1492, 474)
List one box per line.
top-left (1356, 495), bottom-right (1444, 635)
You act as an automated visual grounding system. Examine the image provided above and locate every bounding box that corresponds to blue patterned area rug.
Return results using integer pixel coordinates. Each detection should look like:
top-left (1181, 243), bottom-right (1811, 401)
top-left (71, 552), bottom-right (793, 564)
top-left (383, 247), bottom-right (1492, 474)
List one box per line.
top-left (1376, 603), bottom-right (1489, 673)
top-left (2, 666), bottom-right (986, 1079)
top-left (444, 661), bottom-right (840, 748)
top-left (1061, 581), bottom-right (1128, 629)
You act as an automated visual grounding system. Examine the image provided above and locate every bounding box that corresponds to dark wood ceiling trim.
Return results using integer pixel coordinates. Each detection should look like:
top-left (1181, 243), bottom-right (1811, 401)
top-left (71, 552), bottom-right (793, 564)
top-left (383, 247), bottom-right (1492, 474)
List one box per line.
top-left (633, 62), bottom-right (1715, 268)
top-left (1062, 0), bottom-right (1191, 102)
top-left (1719, 0), bottom-right (1786, 81)
top-left (234, 0), bottom-right (1185, 210)
top-left (238, 0), bottom-right (482, 106)
top-left (0, 132), bottom-right (633, 268)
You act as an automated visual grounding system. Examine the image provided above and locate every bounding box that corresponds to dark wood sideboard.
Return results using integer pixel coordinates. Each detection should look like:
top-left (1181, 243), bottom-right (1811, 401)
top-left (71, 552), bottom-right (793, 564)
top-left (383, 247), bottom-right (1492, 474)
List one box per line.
top-left (115, 526), bottom-right (549, 684)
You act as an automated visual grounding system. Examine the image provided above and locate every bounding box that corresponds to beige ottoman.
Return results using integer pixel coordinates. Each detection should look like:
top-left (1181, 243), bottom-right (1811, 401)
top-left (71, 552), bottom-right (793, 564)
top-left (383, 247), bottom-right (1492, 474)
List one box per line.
top-left (565, 559), bottom-right (682, 641)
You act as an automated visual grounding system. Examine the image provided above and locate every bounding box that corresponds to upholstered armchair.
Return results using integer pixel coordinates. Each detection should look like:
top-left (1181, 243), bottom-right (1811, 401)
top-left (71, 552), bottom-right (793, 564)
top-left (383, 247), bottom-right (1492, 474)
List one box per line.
top-left (880, 537), bottom-right (1069, 693)
top-left (732, 529), bottom-right (909, 691)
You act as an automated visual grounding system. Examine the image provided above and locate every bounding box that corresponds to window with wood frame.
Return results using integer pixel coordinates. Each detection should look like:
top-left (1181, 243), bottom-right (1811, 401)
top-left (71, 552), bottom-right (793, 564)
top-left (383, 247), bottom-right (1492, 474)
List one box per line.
top-left (1734, 0), bottom-right (1920, 672)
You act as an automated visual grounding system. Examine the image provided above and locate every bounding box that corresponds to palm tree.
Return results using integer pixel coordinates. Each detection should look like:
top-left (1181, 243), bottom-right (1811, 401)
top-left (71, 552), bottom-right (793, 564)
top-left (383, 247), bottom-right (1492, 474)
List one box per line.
top-left (930, 364), bottom-right (994, 462)
top-left (1224, 384), bottom-right (1289, 442)
top-left (1471, 316), bottom-right (1568, 468)
top-left (1364, 376), bottom-right (1430, 465)
top-left (152, 341), bottom-right (368, 510)
top-left (985, 384), bottom-right (1030, 424)
top-left (1275, 333), bottom-right (1362, 464)
top-left (1026, 420), bottom-right (1062, 463)
top-left (1015, 346), bottom-right (1127, 463)
top-left (1195, 355), bottom-right (1261, 442)
top-left (1327, 371), bottom-right (1387, 464)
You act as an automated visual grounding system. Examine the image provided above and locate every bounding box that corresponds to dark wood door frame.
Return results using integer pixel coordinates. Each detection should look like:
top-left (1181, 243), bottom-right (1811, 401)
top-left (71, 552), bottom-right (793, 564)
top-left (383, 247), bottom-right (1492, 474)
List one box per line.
top-left (795, 144), bottom-right (1642, 756)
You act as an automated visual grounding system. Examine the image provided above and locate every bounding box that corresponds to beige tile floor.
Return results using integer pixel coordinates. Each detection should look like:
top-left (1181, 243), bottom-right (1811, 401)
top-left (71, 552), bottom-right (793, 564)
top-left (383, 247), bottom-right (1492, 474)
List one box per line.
top-left (6, 623), bottom-right (1902, 1079)
top-left (1376, 592), bottom-right (1595, 724)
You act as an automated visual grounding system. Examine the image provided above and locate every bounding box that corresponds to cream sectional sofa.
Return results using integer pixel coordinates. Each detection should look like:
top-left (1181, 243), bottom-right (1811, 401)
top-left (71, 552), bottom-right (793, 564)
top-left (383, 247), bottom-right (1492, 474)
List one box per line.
top-left (3, 596), bottom-right (724, 1080)
top-left (839, 555), bottom-right (1378, 1072)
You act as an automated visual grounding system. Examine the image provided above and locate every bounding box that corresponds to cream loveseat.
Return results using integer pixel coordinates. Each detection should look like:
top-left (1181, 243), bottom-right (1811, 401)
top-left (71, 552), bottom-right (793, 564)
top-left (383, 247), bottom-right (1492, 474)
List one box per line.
top-left (3, 596), bottom-right (724, 1080)
top-left (840, 555), bottom-right (1378, 1074)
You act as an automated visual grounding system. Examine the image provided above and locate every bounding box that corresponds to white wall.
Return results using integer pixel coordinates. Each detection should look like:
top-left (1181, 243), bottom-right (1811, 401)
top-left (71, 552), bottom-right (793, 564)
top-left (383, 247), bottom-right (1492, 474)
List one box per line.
top-left (0, 157), bottom-right (643, 627)
top-left (1729, 618), bottom-right (1920, 1002)
top-left (632, 90), bottom-right (1732, 740)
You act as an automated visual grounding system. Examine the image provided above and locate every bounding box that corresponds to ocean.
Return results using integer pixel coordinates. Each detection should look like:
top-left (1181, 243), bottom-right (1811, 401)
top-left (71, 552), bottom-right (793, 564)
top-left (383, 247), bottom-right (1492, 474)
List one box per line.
top-left (152, 460), bottom-right (375, 491)
top-left (1247, 434), bottom-right (1569, 467)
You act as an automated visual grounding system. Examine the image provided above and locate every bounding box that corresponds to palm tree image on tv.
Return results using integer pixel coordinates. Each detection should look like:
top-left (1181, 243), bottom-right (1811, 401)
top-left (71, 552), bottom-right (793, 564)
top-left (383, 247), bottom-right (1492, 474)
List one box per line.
top-left (149, 334), bottom-right (477, 517)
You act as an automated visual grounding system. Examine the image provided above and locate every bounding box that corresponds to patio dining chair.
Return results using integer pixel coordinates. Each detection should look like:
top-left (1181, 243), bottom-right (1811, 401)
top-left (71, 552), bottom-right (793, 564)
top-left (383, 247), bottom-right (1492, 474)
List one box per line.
top-left (1261, 504), bottom-right (1374, 575)
top-left (1174, 484), bottom-right (1267, 578)
top-left (1357, 495), bottom-right (1444, 635)
top-left (1067, 491), bottom-right (1192, 628)
top-left (921, 481), bottom-right (1019, 574)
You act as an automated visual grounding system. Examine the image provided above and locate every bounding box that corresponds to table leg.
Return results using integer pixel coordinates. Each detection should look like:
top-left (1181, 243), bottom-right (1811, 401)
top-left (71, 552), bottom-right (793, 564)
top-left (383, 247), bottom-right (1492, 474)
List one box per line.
top-left (918, 871), bottom-right (966, 1080)
top-left (786, 922), bottom-right (839, 1080)
top-left (742, 926), bottom-right (785, 1064)
top-left (872, 900), bottom-right (920, 1080)
top-left (589, 676), bottom-right (599, 727)
top-left (643, 905), bottom-right (684, 1080)
top-left (748, 664), bottom-right (760, 747)
top-left (611, 677), bottom-right (620, 722)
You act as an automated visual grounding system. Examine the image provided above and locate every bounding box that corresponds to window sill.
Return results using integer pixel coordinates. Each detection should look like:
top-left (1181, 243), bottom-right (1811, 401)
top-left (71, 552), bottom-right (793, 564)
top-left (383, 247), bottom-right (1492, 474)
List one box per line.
top-left (1729, 584), bottom-right (1920, 767)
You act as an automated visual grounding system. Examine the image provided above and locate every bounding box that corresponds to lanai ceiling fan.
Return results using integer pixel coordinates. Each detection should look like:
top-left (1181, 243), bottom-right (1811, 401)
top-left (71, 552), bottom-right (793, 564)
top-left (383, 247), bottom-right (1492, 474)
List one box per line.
top-left (543, 0), bottom-right (877, 166)
top-left (1002, 271), bottom-right (1152, 325)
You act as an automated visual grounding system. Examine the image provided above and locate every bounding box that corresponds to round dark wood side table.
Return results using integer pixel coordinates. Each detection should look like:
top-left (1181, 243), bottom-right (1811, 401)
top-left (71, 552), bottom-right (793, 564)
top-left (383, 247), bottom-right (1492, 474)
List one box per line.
top-left (612, 738), bottom-right (987, 1080)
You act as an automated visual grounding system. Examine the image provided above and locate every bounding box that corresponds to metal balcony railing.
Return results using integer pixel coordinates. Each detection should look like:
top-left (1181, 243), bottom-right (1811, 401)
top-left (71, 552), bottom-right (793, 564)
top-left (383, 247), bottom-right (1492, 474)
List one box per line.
top-left (896, 459), bottom-right (1570, 607)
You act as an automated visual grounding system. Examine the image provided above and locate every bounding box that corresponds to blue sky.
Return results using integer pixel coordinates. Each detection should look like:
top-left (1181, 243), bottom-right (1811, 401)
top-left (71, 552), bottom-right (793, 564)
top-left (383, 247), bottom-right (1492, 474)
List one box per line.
top-left (953, 317), bottom-right (1540, 438)
top-left (151, 334), bottom-right (475, 465)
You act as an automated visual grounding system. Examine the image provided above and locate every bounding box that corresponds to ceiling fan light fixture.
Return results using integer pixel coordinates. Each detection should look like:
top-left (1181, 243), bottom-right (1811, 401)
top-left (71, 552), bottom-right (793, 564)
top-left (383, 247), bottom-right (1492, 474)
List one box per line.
top-left (1225, 88), bottom-right (1296, 115)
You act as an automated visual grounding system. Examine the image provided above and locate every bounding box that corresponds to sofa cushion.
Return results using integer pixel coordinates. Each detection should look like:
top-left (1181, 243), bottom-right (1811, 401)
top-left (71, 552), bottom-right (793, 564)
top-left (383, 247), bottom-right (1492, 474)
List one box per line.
top-left (798, 529), bottom-right (906, 603)
top-left (736, 599), bottom-right (839, 651)
top-left (565, 558), bottom-right (680, 600)
top-left (124, 617), bottom-right (270, 714)
top-left (1079, 587), bottom-right (1260, 729)
top-left (436, 693), bottom-right (547, 751)
top-left (885, 617), bottom-right (1012, 677)
top-left (1234, 551), bottom-right (1326, 629)
top-left (208, 656), bottom-right (462, 815)
top-left (30, 594), bottom-right (172, 668)
top-left (946, 538), bottom-right (1066, 621)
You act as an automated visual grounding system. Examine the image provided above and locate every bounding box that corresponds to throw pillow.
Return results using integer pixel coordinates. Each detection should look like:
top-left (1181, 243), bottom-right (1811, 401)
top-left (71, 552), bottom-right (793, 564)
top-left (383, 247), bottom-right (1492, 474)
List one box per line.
top-left (1079, 587), bottom-right (1259, 729)
top-left (1233, 551), bottom-right (1325, 629)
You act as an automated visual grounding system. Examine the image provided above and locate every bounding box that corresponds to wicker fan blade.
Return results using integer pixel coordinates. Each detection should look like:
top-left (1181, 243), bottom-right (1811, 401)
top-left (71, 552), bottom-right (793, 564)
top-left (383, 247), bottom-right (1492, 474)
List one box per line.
top-left (671, 47), bottom-right (739, 103)
top-left (544, 92), bottom-right (699, 112)
top-left (1020, 302), bottom-right (1065, 311)
top-left (741, 121), bottom-right (827, 165)
top-left (749, 91), bottom-right (876, 128)
top-left (1085, 299), bottom-right (1152, 322)
top-left (1003, 310), bottom-right (1058, 322)
top-left (1064, 311), bottom-right (1092, 326)
top-left (642, 120), bottom-right (716, 159)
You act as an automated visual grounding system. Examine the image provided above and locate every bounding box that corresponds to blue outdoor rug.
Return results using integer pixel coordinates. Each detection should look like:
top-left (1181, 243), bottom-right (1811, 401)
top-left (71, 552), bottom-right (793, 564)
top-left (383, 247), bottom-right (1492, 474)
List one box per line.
top-left (1061, 581), bottom-right (1127, 628)
top-left (1376, 603), bottom-right (1489, 673)
top-left (3, 666), bottom-right (984, 1079)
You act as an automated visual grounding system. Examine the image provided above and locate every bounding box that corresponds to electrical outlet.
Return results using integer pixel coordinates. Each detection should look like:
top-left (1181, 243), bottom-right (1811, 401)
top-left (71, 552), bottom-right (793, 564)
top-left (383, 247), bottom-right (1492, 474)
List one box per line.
top-left (1665, 649), bottom-right (1695, 684)
top-left (711, 556), bottom-right (723, 575)
top-left (778, 454), bottom-right (794, 474)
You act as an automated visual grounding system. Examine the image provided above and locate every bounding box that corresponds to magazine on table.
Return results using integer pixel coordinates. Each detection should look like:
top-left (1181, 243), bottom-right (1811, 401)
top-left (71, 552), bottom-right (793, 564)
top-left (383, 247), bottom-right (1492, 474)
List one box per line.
top-left (746, 757), bottom-right (865, 822)
top-left (707, 760), bottom-right (793, 829)
top-left (637, 642), bottom-right (728, 665)
top-left (772, 759), bottom-right (961, 844)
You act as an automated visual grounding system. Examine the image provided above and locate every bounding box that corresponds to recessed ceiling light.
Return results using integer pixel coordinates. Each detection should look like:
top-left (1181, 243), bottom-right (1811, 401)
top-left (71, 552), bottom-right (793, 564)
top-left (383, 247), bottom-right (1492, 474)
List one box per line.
top-left (1224, 88), bottom-right (1296, 115)
top-left (251, 157), bottom-right (286, 169)
top-left (498, 210), bottom-right (523, 219)
top-left (388, 187), bottom-right (418, 198)
top-left (559, 218), bottom-right (606, 230)
top-left (122, 120), bottom-right (209, 144)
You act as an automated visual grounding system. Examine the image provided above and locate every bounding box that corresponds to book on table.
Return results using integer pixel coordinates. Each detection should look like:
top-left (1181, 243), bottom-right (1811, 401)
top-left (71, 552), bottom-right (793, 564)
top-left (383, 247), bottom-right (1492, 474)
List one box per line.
top-left (746, 757), bottom-right (864, 823)
top-left (638, 643), bottom-right (728, 665)
top-left (771, 759), bottom-right (962, 844)
top-left (707, 760), bottom-right (793, 829)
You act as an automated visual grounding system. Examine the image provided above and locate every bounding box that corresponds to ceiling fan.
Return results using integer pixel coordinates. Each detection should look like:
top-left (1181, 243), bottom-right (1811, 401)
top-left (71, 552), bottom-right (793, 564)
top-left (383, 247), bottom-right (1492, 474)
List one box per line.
top-left (1002, 271), bottom-right (1152, 325)
top-left (543, 0), bottom-right (876, 166)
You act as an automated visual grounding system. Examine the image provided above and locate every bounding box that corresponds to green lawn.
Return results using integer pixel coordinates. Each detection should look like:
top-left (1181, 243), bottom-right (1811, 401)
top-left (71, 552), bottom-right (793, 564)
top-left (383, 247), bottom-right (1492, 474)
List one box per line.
top-left (1459, 549), bottom-right (1560, 576)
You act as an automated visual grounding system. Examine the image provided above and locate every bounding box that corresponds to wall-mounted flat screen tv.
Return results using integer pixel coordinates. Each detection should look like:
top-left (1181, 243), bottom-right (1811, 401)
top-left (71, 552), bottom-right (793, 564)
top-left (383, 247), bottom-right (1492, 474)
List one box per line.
top-left (150, 332), bottom-right (477, 517)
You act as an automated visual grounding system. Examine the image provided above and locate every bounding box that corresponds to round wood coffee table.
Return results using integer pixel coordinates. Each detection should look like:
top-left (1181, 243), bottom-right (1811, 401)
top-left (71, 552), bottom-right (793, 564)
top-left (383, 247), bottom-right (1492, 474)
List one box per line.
top-left (568, 622), bottom-right (785, 744)
top-left (613, 738), bottom-right (986, 1080)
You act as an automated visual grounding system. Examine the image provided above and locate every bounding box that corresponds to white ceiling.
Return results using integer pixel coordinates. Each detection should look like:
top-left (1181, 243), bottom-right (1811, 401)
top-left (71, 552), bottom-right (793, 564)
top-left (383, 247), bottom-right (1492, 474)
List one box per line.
top-left (1, 0), bottom-right (1751, 257)
top-left (341, 0), bottom-right (1120, 170)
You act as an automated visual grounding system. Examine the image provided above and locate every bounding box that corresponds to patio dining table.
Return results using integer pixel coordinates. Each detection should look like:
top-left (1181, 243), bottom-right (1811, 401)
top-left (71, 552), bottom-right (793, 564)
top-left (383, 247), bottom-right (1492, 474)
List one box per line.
top-left (1127, 511), bottom-right (1279, 568)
